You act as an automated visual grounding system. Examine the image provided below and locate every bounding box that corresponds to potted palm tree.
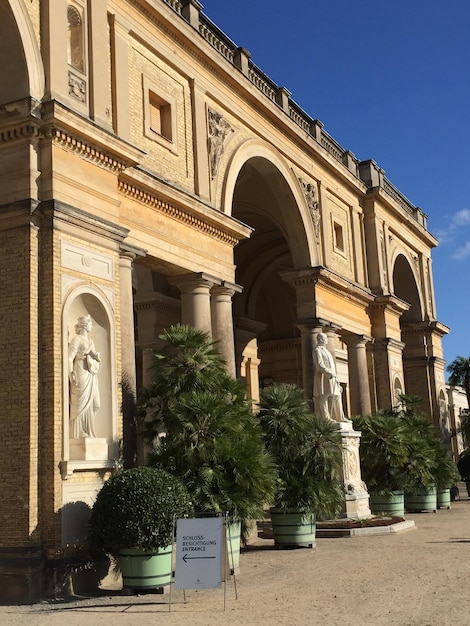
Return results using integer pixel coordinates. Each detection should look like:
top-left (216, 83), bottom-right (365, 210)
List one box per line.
top-left (401, 410), bottom-right (441, 513)
top-left (143, 325), bottom-right (276, 570)
top-left (258, 383), bottom-right (343, 548)
top-left (88, 467), bottom-right (193, 590)
top-left (432, 440), bottom-right (459, 509)
top-left (352, 413), bottom-right (410, 516)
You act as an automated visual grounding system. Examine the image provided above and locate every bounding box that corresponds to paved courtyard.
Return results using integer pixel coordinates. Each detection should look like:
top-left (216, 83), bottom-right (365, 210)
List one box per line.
top-left (2, 484), bottom-right (470, 626)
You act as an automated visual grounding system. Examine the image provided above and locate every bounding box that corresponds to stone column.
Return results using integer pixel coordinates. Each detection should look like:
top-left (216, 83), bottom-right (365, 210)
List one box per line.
top-left (211, 282), bottom-right (241, 377)
top-left (172, 273), bottom-right (215, 336)
top-left (235, 317), bottom-right (266, 406)
top-left (343, 333), bottom-right (372, 416)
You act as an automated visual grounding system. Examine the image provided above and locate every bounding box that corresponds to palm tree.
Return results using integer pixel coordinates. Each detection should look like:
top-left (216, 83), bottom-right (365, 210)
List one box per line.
top-left (143, 324), bottom-right (276, 531)
top-left (447, 356), bottom-right (470, 411)
top-left (138, 324), bottom-right (231, 443)
top-left (258, 383), bottom-right (344, 519)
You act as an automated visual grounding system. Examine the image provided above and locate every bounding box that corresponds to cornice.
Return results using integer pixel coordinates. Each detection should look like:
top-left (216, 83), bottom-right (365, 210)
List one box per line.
top-left (41, 100), bottom-right (144, 171)
top-left (39, 199), bottom-right (129, 243)
top-left (368, 294), bottom-right (410, 315)
top-left (0, 98), bottom-right (144, 173)
top-left (119, 169), bottom-right (252, 246)
top-left (401, 320), bottom-right (450, 338)
top-left (282, 266), bottom-right (375, 307)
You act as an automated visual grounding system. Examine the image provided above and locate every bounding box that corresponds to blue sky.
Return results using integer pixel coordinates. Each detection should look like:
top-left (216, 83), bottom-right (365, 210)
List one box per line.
top-left (201, 0), bottom-right (470, 373)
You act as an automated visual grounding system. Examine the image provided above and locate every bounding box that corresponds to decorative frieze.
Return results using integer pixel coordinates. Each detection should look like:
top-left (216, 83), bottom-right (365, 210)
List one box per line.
top-left (61, 241), bottom-right (114, 281)
top-left (51, 128), bottom-right (127, 171)
top-left (119, 179), bottom-right (239, 246)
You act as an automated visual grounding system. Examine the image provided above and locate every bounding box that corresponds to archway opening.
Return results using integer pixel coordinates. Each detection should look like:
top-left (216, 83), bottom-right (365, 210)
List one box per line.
top-left (231, 157), bottom-right (310, 393)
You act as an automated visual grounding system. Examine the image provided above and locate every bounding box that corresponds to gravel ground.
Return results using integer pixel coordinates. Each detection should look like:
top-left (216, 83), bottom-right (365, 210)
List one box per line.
top-left (2, 485), bottom-right (470, 626)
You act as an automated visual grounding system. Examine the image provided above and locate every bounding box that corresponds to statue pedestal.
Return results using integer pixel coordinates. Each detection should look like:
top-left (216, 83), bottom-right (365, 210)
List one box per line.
top-left (70, 437), bottom-right (108, 461)
top-left (336, 423), bottom-right (371, 519)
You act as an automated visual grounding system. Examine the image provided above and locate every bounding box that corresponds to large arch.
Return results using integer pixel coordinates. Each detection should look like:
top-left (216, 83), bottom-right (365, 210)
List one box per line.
top-left (222, 140), bottom-right (318, 268)
top-left (392, 253), bottom-right (423, 323)
top-left (224, 145), bottom-right (315, 390)
top-left (0, 0), bottom-right (45, 104)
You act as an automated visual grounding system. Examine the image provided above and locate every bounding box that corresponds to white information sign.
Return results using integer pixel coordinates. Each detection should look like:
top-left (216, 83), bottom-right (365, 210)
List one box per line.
top-left (175, 517), bottom-right (224, 589)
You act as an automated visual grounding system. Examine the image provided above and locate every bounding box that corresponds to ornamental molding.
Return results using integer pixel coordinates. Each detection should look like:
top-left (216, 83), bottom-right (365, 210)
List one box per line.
top-left (207, 108), bottom-right (234, 180)
top-left (0, 123), bottom-right (40, 143)
top-left (49, 127), bottom-right (129, 172)
top-left (118, 179), bottom-right (239, 246)
top-left (299, 177), bottom-right (320, 240)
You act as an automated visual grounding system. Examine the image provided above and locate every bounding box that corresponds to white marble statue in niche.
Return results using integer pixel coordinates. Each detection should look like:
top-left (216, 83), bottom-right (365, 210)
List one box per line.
top-left (68, 314), bottom-right (101, 438)
top-left (313, 332), bottom-right (351, 424)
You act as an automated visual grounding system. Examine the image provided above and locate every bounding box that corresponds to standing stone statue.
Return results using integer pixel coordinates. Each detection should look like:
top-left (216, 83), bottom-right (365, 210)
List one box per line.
top-left (68, 314), bottom-right (101, 438)
top-left (313, 332), bottom-right (350, 424)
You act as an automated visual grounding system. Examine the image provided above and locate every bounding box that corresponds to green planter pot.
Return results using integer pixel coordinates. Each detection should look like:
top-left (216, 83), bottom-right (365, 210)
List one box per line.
top-left (405, 486), bottom-right (437, 513)
top-left (226, 519), bottom-right (241, 572)
top-left (270, 508), bottom-right (316, 548)
top-left (437, 488), bottom-right (451, 510)
top-left (119, 546), bottom-right (173, 590)
top-left (369, 490), bottom-right (405, 517)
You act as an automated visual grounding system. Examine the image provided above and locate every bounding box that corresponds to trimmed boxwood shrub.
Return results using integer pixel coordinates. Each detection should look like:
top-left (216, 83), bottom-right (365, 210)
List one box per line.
top-left (88, 467), bottom-right (193, 556)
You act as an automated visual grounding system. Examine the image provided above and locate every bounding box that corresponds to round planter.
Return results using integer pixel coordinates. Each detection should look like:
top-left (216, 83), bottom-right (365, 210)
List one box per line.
top-left (405, 486), bottom-right (437, 513)
top-left (270, 508), bottom-right (316, 548)
top-left (369, 490), bottom-right (405, 517)
top-left (437, 488), bottom-right (451, 510)
top-left (119, 546), bottom-right (173, 590)
top-left (226, 519), bottom-right (241, 572)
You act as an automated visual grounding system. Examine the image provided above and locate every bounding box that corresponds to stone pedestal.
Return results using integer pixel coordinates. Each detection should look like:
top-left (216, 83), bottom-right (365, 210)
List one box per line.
top-left (337, 423), bottom-right (371, 519)
top-left (70, 437), bottom-right (108, 461)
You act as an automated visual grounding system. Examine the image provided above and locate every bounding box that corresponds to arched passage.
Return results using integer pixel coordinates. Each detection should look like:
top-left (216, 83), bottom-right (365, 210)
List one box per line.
top-left (392, 252), bottom-right (432, 411)
top-left (392, 254), bottom-right (422, 324)
top-left (0, 1), bottom-right (44, 104)
top-left (229, 153), bottom-right (314, 393)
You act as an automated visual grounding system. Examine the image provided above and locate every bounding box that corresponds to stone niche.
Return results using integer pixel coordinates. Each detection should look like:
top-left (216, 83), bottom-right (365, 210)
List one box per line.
top-left (62, 286), bottom-right (119, 474)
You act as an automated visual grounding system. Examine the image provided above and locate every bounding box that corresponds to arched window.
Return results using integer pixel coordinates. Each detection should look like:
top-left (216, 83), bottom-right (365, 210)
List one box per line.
top-left (67, 4), bottom-right (85, 73)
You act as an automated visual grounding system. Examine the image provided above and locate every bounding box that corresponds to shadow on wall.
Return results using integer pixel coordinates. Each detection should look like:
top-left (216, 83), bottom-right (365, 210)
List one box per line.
top-left (43, 501), bottom-right (110, 600)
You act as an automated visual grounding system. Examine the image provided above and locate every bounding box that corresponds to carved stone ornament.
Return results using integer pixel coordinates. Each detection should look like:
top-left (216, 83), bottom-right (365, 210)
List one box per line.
top-left (207, 108), bottom-right (233, 180)
top-left (300, 178), bottom-right (321, 238)
top-left (68, 71), bottom-right (86, 104)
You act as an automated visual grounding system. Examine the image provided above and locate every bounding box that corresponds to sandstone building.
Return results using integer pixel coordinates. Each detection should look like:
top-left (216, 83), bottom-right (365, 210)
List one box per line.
top-left (0, 0), bottom-right (451, 602)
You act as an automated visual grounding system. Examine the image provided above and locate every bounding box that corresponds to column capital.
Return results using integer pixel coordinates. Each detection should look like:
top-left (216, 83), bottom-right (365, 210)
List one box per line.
top-left (341, 332), bottom-right (373, 348)
top-left (119, 242), bottom-right (147, 261)
top-left (171, 272), bottom-right (219, 292)
top-left (295, 317), bottom-right (341, 332)
top-left (211, 281), bottom-right (243, 298)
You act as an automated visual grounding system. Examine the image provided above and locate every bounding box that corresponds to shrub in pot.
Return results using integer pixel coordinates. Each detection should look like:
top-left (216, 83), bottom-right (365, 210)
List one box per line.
top-left (88, 466), bottom-right (193, 590)
top-left (258, 383), bottom-right (343, 547)
top-left (143, 325), bottom-right (277, 567)
top-left (352, 414), bottom-right (410, 516)
top-left (400, 409), bottom-right (448, 512)
top-left (433, 442), bottom-right (459, 509)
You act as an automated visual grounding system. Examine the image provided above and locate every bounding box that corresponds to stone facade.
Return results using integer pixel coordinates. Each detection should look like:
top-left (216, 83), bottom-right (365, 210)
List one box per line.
top-left (0, 0), bottom-right (460, 602)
